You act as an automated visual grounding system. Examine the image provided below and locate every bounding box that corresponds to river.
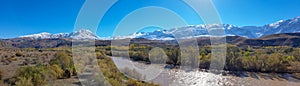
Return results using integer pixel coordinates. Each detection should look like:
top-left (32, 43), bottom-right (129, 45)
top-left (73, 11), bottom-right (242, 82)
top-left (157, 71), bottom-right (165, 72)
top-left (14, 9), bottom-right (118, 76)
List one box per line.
top-left (111, 57), bottom-right (300, 86)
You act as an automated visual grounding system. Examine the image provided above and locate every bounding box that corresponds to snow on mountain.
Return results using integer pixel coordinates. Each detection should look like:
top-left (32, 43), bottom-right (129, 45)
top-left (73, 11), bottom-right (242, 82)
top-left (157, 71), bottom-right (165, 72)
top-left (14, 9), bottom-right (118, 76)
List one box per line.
top-left (20, 32), bottom-right (53, 39)
top-left (269, 20), bottom-right (284, 28)
top-left (115, 16), bottom-right (300, 40)
top-left (261, 16), bottom-right (300, 36)
top-left (18, 16), bottom-right (300, 40)
top-left (114, 24), bottom-right (248, 40)
top-left (19, 29), bottom-right (99, 39)
top-left (69, 29), bottom-right (99, 39)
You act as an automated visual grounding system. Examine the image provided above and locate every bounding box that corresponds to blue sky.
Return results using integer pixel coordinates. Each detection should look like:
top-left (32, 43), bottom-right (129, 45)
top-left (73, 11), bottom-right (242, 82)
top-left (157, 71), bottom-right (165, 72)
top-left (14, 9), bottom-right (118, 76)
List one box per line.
top-left (1, 0), bottom-right (300, 38)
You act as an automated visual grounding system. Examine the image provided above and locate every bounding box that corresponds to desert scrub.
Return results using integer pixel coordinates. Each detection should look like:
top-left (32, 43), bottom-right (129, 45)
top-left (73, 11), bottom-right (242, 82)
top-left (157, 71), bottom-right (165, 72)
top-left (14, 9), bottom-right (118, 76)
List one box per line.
top-left (15, 52), bottom-right (24, 57)
top-left (0, 69), bottom-right (2, 80)
top-left (12, 64), bottom-right (66, 86)
top-left (98, 57), bottom-right (159, 86)
top-left (15, 77), bottom-right (34, 86)
top-left (7, 57), bottom-right (18, 61)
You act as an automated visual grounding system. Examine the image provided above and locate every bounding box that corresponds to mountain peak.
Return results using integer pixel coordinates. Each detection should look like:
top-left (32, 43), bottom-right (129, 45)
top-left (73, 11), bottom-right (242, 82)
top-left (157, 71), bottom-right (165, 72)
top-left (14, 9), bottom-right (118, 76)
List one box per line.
top-left (19, 29), bottom-right (99, 40)
top-left (290, 16), bottom-right (300, 24)
top-left (116, 16), bottom-right (300, 40)
top-left (18, 16), bottom-right (300, 40)
top-left (268, 20), bottom-right (285, 28)
top-left (70, 29), bottom-right (99, 39)
top-left (19, 32), bottom-right (52, 39)
top-left (75, 29), bottom-right (93, 34)
top-left (39, 32), bottom-right (51, 34)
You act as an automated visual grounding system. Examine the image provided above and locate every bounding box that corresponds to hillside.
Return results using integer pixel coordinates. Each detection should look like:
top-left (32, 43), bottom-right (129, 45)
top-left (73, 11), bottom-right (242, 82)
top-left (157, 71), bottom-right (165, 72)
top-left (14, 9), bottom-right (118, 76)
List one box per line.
top-left (1, 32), bottom-right (300, 48)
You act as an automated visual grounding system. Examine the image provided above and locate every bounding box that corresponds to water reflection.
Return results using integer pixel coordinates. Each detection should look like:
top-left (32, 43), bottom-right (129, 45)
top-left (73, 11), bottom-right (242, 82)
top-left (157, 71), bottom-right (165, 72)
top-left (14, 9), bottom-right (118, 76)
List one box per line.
top-left (112, 57), bottom-right (300, 86)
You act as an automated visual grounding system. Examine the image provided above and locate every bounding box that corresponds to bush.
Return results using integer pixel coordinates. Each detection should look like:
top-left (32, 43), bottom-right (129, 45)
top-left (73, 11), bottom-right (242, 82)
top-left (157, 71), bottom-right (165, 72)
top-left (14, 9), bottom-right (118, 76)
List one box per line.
top-left (49, 64), bottom-right (64, 79)
top-left (15, 77), bottom-right (34, 86)
top-left (49, 52), bottom-right (75, 78)
top-left (0, 70), bottom-right (2, 80)
top-left (12, 62), bottom-right (69, 86)
top-left (16, 67), bottom-right (45, 85)
top-left (15, 52), bottom-right (24, 57)
top-left (166, 48), bottom-right (181, 65)
top-left (126, 79), bottom-right (143, 86)
top-left (96, 52), bottom-right (107, 59)
top-left (14, 65), bottom-right (54, 86)
top-left (7, 57), bottom-right (18, 62)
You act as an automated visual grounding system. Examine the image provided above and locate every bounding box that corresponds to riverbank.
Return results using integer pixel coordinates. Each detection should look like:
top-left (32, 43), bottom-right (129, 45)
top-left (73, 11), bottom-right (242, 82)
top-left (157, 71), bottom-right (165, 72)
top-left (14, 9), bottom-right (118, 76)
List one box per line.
top-left (111, 57), bottom-right (300, 86)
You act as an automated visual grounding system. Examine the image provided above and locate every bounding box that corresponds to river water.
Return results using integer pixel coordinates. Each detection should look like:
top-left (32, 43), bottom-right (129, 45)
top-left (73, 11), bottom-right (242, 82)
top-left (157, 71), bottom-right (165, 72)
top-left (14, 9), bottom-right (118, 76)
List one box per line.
top-left (111, 57), bottom-right (300, 86)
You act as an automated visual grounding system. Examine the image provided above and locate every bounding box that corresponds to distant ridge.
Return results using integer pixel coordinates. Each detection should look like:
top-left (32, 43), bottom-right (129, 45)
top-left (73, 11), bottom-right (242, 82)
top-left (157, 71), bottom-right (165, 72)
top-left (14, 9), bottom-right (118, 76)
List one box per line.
top-left (1, 32), bottom-right (299, 48)
top-left (19, 29), bottom-right (99, 40)
top-left (117, 16), bottom-right (300, 40)
top-left (17, 16), bottom-right (300, 40)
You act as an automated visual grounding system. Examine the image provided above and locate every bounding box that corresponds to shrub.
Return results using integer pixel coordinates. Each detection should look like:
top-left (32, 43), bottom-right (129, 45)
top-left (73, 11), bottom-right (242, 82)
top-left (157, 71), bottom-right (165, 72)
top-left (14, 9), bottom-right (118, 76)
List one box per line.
top-left (126, 79), bottom-right (143, 86)
top-left (15, 52), bottom-right (24, 57)
top-left (49, 52), bottom-right (75, 78)
top-left (15, 77), bottom-right (34, 86)
top-left (14, 66), bottom-right (51, 86)
top-left (7, 57), bottom-right (18, 62)
top-left (49, 64), bottom-right (64, 79)
top-left (0, 70), bottom-right (2, 80)
top-left (12, 62), bottom-right (70, 86)
top-left (96, 52), bottom-right (107, 59)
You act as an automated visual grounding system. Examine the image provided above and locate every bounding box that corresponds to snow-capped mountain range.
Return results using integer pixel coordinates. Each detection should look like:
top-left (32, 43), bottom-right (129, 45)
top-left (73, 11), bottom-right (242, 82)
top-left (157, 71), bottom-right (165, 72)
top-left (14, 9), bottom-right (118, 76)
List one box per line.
top-left (19, 16), bottom-right (300, 40)
top-left (119, 16), bottom-right (300, 40)
top-left (19, 29), bottom-right (99, 39)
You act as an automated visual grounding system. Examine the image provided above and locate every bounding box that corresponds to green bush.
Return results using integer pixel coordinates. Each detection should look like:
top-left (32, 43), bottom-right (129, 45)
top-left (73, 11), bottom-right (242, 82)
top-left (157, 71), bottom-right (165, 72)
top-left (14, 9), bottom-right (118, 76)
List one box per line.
top-left (15, 66), bottom-right (49, 86)
top-left (49, 64), bottom-right (64, 79)
top-left (15, 77), bottom-right (34, 86)
top-left (126, 79), bottom-right (143, 86)
top-left (12, 63), bottom-right (67, 86)
top-left (49, 52), bottom-right (75, 78)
